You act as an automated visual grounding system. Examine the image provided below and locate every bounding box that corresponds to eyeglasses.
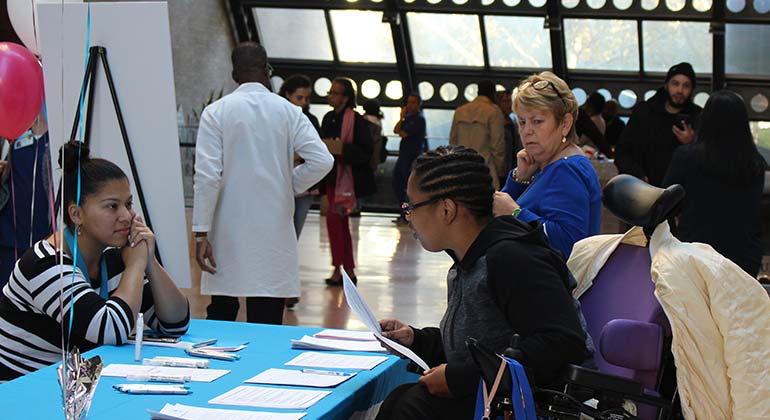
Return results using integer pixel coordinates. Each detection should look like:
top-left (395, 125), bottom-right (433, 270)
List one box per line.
top-left (521, 80), bottom-right (567, 106)
top-left (401, 197), bottom-right (442, 216)
top-left (266, 62), bottom-right (274, 77)
top-left (327, 90), bottom-right (345, 96)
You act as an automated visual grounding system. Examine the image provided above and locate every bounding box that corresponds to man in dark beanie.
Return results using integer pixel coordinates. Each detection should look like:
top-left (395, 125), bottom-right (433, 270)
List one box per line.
top-left (615, 62), bottom-right (702, 187)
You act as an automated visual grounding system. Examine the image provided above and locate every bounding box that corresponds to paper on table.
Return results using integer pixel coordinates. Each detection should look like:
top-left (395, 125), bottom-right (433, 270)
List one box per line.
top-left (101, 364), bottom-right (230, 382)
top-left (148, 403), bottom-right (306, 420)
top-left (209, 386), bottom-right (330, 409)
top-left (314, 329), bottom-right (376, 341)
top-left (245, 368), bottom-right (354, 388)
top-left (284, 352), bottom-right (387, 370)
top-left (342, 271), bottom-right (430, 371)
top-left (290, 336), bottom-right (387, 353)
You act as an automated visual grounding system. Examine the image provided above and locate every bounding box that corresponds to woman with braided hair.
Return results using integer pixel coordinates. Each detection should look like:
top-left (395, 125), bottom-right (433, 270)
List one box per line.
top-left (375, 145), bottom-right (591, 420)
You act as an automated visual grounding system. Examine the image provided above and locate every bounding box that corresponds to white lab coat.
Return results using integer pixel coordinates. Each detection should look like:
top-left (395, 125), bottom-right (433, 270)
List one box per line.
top-left (192, 83), bottom-right (333, 297)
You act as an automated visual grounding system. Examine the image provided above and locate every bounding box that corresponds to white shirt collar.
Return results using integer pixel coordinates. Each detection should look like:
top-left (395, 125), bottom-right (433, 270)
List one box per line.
top-left (235, 82), bottom-right (271, 94)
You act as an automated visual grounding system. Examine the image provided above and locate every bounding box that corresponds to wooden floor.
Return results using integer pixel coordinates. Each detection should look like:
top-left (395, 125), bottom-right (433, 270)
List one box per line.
top-left (183, 211), bottom-right (451, 330)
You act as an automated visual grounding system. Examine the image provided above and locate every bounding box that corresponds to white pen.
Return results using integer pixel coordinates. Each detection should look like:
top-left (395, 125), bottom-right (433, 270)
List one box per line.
top-left (143, 358), bottom-right (209, 369)
top-left (134, 313), bottom-right (143, 361)
top-left (126, 374), bottom-right (191, 383)
top-left (185, 348), bottom-right (240, 361)
top-left (301, 368), bottom-right (351, 376)
top-left (113, 384), bottom-right (189, 395)
top-left (192, 338), bottom-right (218, 349)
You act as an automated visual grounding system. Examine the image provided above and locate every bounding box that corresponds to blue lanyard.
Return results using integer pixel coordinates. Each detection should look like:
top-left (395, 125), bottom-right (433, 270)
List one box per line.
top-left (63, 228), bottom-right (109, 299)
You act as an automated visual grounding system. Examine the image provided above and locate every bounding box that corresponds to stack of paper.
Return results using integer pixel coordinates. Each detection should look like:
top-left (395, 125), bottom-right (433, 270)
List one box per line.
top-left (285, 351), bottom-right (388, 370)
top-left (101, 364), bottom-right (230, 382)
top-left (209, 386), bottom-right (331, 409)
top-left (148, 403), bottom-right (305, 420)
top-left (290, 335), bottom-right (386, 353)
top-left (313, 329), bottom-right (376, 341)
top-left (245, 368), bottom-right (354, 388)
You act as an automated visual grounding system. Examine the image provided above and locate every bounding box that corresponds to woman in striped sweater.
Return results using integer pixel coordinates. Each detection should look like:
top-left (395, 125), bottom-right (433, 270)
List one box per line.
top-left (0, 141), bottom-right (190, 381)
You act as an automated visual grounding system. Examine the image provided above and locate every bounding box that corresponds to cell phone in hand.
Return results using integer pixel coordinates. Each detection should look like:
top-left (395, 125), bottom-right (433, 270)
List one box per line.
top-left (674, 113), bottom-right (692, 130)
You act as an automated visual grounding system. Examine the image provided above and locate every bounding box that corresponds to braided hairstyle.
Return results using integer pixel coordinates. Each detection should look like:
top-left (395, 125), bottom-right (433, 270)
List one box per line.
top-left (411, 145), bottom-right (494, 220)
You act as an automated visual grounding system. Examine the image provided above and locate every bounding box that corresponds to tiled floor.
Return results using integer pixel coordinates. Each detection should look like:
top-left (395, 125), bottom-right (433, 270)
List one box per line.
top-left (182, 211), bottom-right (452, 330)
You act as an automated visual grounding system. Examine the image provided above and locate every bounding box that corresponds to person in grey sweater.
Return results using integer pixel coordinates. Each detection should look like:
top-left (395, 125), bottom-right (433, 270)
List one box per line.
top-left (375, 145), bottom-right (591, 420)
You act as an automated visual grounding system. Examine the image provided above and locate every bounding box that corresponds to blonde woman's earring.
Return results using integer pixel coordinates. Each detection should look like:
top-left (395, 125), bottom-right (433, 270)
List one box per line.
top-left (561, 136), bottom-right (567, 144)
top-left (77, 225), bottom-right (82, 236)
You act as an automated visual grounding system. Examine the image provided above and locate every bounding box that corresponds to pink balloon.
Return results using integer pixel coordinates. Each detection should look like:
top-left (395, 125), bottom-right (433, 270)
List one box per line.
top-left (0, 42), bottom-right (44, 141)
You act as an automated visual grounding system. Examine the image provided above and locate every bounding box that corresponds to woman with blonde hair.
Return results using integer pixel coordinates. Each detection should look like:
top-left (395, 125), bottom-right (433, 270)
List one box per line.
top-left (494, 72), bottom-right (601, 258)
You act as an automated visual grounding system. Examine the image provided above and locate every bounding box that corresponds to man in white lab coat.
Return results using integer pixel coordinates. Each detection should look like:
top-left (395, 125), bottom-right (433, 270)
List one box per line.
top-left (192, 43), bottom-right (333, 324)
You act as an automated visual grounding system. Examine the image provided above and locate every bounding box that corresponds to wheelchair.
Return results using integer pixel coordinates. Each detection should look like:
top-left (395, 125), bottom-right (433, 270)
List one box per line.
top-left (474, 173), bottom-right (770, 419)
top-left (470, 174), bottom-right (688, 420)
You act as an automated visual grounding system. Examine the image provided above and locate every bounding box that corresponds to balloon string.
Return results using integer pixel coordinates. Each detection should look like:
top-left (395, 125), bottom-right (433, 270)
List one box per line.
top-left (28, 135), bottom-right (39, 248)
top-left (67, 3), bottom-right (91, 345)
top-left (30, 0), bottom-right (39, 57)
top-left (58, 0), bottom-right (67, 375)
top-left (9, 152), bottom-right (18, 262)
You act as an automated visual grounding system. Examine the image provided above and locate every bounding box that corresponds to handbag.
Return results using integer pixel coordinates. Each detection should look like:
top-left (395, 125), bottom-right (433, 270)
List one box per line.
top-left (332, 108), bottom-right (357, 214)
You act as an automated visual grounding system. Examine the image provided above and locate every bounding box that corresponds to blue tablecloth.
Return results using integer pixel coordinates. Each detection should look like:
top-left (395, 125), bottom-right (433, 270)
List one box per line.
top-left (0, 320), bottom-right (419, 419)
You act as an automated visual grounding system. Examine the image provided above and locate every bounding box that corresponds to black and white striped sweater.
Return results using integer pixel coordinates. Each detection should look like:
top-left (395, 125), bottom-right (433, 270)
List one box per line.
top-left (0, 240), bottom-right (189, 381)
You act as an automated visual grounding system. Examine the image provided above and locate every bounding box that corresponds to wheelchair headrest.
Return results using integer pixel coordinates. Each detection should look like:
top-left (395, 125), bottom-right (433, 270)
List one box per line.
top-left (602, 175), bottom-right (685, 230)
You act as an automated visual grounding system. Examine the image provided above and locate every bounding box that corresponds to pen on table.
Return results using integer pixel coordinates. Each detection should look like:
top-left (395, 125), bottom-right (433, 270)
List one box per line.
top-left (113, 384), bottom-right (190, 395)
top-left (143, 358), bottom-right (209, 368)
top-left (126, 374), bottom-right (191, 383)
top-left (134, 313), bottom-right (144, 361)
top-left (192, 338), bottom-right (218, 349)
top-left (301, 368), bottom-right (351, 376)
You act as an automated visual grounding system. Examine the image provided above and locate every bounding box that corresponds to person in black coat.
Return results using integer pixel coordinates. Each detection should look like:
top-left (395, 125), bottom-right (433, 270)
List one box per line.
top-left (615, 62), bottom-right (702, 187)
top-left (602, 99), bottom-right (626, 157)
top-left (320, 78), bottom-right (376, 285)
top-left (663, 90), bottom-right (767, 278)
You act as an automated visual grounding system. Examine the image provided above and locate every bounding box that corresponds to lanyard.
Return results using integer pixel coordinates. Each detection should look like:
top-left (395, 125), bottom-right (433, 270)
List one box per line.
top-left (63, 228), bottom-right (109, 299)
top-left (475, 356), bottom-right (536, 420)
top-left (481, 359), bottom-right (509, 420)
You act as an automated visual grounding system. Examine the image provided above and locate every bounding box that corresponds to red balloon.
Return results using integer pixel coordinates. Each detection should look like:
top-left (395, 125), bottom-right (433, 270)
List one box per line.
top-left (0, 42), bottom-right (44, 141)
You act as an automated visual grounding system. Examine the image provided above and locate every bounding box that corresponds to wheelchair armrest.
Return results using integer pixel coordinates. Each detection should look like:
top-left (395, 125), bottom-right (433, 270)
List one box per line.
top-left (600, 319), bottom-right (664, 372)
top-left (564, 364), bottom-right (644, 396)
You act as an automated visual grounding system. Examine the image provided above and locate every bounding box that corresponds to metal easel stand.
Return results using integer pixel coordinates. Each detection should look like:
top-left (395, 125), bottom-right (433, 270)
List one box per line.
top-left (58, 45), bottom-right (162, 264)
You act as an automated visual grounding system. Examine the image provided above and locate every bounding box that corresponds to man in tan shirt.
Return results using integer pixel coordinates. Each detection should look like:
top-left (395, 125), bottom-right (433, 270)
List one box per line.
top-left (449, 80), bottom-right (506, 189)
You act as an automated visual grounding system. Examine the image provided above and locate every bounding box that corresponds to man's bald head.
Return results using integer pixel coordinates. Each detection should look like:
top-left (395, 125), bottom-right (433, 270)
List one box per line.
top-left (231, 42), bottom-right (270, 86)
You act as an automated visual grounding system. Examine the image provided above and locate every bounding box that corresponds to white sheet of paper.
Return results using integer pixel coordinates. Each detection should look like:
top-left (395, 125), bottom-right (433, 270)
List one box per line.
top-left (101, 364), bottom-right (229, 382)
top-left (284, 352), bottom-right (387, 370)
top-left (208, 386), bottom-right (330, 409)
top-left (291, 336), bottom-right (387, 353)
top-left (341, 272), bottom-right (382, 334)
top-left (245, 368), bottom-right (354, 388)
top-left (342, 272), bottom-right (430, 371)
top-left (314, 329), bottom-right (376, 341)
top-left (149, 403), bottom-right (306, 420)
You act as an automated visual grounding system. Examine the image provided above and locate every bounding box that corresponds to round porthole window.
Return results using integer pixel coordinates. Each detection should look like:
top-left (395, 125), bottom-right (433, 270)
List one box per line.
top-left (440, 82), bottom-right (459, 102)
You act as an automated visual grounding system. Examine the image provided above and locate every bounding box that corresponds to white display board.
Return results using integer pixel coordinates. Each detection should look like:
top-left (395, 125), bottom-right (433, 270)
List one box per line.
top-left (38, 2), bottom-right (191, 288)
